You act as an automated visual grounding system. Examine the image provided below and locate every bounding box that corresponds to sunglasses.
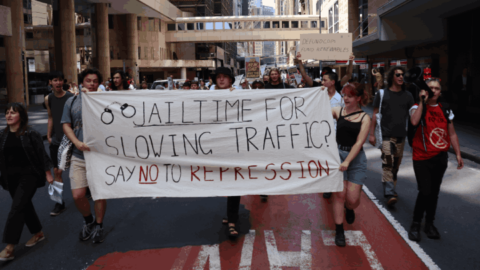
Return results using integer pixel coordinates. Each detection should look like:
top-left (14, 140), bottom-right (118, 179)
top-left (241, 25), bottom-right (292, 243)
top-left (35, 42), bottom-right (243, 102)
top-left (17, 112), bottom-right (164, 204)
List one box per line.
top-left (395, 73), bottom-right (404, 78)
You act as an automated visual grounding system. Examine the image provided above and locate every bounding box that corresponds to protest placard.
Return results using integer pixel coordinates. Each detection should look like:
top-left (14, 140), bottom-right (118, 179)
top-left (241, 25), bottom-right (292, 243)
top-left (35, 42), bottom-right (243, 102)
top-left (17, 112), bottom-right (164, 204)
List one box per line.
top-left (82, 89), bottom-right (343, 200)
top-left (246, 57), bottom-right (261, 78)
top-left (298, 33), bottom-right (352, 61)
top-left (233, 74), bottom-right (244, 87)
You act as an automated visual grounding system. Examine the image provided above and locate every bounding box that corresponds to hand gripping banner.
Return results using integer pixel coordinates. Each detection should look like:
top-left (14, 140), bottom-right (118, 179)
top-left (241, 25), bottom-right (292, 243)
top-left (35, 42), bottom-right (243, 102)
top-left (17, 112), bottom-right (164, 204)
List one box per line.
top-left (82, 88), bottom-right (343, 200)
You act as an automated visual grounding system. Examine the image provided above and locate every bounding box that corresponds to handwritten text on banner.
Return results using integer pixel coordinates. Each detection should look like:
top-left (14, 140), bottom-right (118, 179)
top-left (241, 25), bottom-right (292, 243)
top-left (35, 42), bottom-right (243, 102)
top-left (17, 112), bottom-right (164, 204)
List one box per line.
top-left (82, 88), bottom-right (343, 200)
top-left (298, 33), bottom-right (352, 61)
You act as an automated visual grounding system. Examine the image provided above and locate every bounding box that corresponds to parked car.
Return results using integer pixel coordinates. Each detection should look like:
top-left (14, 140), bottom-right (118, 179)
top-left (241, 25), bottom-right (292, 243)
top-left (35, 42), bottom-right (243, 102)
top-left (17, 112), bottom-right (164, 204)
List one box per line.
top-left (150, 79), bottom-right (187, 90)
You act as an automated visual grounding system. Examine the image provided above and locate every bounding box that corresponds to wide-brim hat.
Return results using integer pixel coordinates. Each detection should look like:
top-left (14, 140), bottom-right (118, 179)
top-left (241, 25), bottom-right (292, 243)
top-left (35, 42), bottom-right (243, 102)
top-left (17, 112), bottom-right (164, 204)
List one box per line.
top-left (252, 79), bottom-right (264, 87)
top-left (213, 67), bottom-right (235, 84)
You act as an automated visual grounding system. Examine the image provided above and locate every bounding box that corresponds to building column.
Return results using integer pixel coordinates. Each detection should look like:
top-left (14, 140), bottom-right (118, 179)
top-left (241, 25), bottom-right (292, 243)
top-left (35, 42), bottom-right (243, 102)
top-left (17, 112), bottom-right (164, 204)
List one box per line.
top-left (95, 3), bottom-right (110, 80)
top-left (181, 67), bottom-right (187, 79)
top-left (125, 14), bottom-right (138, 83)
top-left (58, 0), bottom-right (77, 84)
top-left (4, 0), bottom-right (26, 103)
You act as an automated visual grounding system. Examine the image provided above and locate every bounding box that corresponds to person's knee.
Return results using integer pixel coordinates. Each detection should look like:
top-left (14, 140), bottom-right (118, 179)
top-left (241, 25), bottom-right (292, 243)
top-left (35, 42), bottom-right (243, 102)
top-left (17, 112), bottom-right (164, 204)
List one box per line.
top-left (334, 191), bottom-right (346, 201)
top-left (72, 189), bottom-right (86, 201)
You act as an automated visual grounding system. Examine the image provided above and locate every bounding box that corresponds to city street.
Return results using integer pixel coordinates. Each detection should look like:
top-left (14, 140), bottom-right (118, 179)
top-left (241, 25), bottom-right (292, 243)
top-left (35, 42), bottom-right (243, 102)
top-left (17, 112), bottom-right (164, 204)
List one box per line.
top-left (0, 139), bottom-right (478, 269)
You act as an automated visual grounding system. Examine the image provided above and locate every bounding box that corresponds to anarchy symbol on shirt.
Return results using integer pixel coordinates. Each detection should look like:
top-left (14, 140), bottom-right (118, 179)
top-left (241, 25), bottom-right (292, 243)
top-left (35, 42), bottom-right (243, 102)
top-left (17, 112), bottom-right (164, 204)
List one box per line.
top-left (429, 128), bottom-right (448, 149)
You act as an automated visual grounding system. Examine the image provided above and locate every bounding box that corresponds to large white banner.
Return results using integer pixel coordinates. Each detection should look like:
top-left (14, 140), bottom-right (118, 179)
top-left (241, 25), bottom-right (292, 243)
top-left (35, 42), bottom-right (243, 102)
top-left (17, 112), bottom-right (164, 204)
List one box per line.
top-left (82, 88), bottom-right (343, 200)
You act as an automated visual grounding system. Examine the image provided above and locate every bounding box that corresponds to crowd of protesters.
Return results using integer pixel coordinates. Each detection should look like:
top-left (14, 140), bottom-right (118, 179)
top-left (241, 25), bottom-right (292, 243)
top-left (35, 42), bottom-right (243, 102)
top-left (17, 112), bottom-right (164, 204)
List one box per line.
top-left (0, 51), bottom-right (465, 260)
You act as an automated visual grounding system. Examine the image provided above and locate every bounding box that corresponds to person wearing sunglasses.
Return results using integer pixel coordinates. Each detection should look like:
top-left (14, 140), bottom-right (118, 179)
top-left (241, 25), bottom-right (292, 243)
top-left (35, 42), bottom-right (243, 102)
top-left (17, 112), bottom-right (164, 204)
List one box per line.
top-left (407, 78), bottom-right (463, 242)
top-left (369, 66), bottom-right (414, 207)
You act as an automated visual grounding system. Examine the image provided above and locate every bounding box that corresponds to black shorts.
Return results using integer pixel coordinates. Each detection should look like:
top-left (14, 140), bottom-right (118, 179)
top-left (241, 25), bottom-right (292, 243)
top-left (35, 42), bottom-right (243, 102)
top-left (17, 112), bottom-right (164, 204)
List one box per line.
top-left (49, 143), bottom-right (60, 168)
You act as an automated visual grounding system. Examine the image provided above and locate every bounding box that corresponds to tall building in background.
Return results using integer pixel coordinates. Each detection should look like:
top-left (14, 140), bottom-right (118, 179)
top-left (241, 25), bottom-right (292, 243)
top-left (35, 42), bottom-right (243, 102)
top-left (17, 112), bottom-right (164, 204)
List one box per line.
top-left (262, 5), bottom-right (275, 62)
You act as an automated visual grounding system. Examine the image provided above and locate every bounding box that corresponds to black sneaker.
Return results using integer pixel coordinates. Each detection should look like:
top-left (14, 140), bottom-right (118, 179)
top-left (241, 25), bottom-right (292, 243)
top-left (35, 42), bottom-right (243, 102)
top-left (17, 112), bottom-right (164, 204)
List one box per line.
top-left (345, 207), bottom-right (355, 224)
top-left (408, 221), bottom-right (421, 242)
top-left (260, 195), bottom-right (268, 202)
top-left (323, 192), bottom-right (332, 199)
top-left (79, 221), bottom-right (96, 241)
top-left (424, 223), bottom-right (440, 239)
top-left (92, 226), bottom-right (105, 244)
top-left (85, 188), bottom-right (92, 200)
top-left (335, 231), bottom-right (346, 247)
top-left (50, 202), bottom-right (66, 216)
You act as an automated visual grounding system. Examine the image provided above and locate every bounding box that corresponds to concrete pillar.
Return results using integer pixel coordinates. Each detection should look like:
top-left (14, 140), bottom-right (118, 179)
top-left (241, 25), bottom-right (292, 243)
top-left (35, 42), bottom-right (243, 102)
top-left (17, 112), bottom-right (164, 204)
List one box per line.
top-left (95, 3), bottom-right (110, 80)
top-left (181, 67), bottom-right (187, 79)
top-left (58, 0), bottom-right (77, 84)
top-left (4, 0), bottom-right (26, 103)
top-left (125, 14), bottom-right (138, 83)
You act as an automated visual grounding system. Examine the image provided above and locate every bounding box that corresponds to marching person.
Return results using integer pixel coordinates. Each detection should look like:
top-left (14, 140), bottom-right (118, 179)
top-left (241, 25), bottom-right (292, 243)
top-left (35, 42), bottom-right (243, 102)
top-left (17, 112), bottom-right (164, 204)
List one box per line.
top-left (372, 67), bottom-right (385, 92)
top-left (369, 67), bottom-right (414, 206)
top-left (296, 53), bottom-right (354, 89)
top-left (199, 79), bottom-right (208, 90)
top-left (326, 82), bottom-right (371, 247)
top-left (181, 81), bottom-right (191, 90)
top-left (190, 81), bottom-right (200, 90)
top-left (45, 71), bottom-right (73, 216)
top-left (111, 70), bottom-right (130, 91)
top-left (264, 68), bottom-right (292, 89)
top-left (251, 79), bottom-right (265, 89)
top-left (407, 78), bottom-right (463, 242)
top-left (0, 103), bottom-right (54, 261)
top-left (62, 68), bottom-right (107, 244)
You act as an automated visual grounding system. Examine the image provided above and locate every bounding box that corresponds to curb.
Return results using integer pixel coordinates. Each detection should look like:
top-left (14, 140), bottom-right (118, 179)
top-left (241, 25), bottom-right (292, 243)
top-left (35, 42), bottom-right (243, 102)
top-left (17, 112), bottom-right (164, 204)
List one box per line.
top-left (448, 148), bottom-right (480, 165)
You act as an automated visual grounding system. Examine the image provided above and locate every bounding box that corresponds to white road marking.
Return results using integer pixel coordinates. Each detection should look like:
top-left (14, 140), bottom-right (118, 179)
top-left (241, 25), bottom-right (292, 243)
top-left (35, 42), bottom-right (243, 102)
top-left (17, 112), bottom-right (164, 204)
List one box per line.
top-left (239, 230), bottom-right (256, 269)
top-left (192, 244), bottom-right (221, 270)
top-left (362, 185), bottom-right (441, 270)
top-left (264, 230), bottom-right (312, 270)
top-left (171, 246), bottom-right (192, 270)
top-left (322, 230), bottom-right (384, 270)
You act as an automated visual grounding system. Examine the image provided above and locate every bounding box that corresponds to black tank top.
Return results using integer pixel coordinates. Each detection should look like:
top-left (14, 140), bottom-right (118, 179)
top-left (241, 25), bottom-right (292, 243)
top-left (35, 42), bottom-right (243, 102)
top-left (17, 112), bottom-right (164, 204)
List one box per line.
top-left (336, 108), bottom-right (367, 147)
top-left (48, 91), bottom-right (74, 144)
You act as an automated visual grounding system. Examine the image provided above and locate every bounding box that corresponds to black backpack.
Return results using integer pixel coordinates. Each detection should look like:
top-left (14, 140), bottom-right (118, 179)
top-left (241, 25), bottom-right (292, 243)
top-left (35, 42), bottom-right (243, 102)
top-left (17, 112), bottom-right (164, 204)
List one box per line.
top-left (407, 102), bottom-right (451, 148)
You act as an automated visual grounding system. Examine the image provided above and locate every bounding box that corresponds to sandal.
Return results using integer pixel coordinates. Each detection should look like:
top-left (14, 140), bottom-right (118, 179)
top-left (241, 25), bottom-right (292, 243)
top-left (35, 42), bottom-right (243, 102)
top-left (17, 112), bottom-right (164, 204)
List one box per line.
top-left (222, 217), bottom-right (228, 225)
top-left (25, 232), bottom-right (45, 247)
top-left (228, 223), bottom-right (239, 239)
top-left (0, 247), bottom-right (14, 261)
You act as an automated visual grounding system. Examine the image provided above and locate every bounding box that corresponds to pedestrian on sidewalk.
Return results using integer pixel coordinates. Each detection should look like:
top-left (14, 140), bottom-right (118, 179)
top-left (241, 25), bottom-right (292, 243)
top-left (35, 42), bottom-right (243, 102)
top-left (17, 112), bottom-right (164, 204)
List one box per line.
top-left (45, 71), bottom-right (74, 216)
top-left (407, 78), bottom-right (464, 242)
top-left (326, 82), bottom-right (371, 247)
top-left (369, 66), bottom-right (414, 207)
top-left (62, 68), bottom-right (107, 244)
top-left (0, 103), bottom-right (54, 261)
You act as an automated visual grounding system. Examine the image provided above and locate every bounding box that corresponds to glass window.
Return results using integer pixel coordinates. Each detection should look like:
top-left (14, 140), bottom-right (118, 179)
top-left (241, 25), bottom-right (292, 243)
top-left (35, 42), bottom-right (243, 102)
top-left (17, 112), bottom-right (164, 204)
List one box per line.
top-left (167, 24), bottom-right (176, 31)
top-left (144, 46), bottom-right (148, 59)
top-left (328, 7), bottom-right (333, 33)
top-left (311, 21), bottom-right (318, 28)
top-left (245, 21), bottom-right (253, 29)
top-left (334, 2), bottom-right (339, 33)
top-left (301, 21), bottom-right (308, 28)
top-left (264, 21), bottom-right (271, 28)
top-left (148, 18), bottom-right (155, 31)
top-left (187, 23), bottom-right (195, 30)
top-left (197, 22), bottom-right (204, 30)
top-left (234, 21), bottom-right (243, 29)
top-left (291, 21), bottom-right (299, 28)
top-left (137, 17), bottom-right (142, 31)
top-left (205, 22), bottom-right (214, 30)
top-left (321, 21), bottom-right (325, 28)
top-left (254, 21), bottom-right (261, 29)
top-left (224, 22), bottom-right (233, 30)
top-left (159, 20), bottom-right (162, 32)
top-left (177, 23), bottom-right (185, 31)
top-left (215, 22), bottom-right (223, 29)
top-left (273, 21), bottom-right (279, 28)
top-left (26, 32), bottom-right (33, 39)
top-left (282, 21), bottom-right (289, 28)
top-left (138, 47), bottom-right (141, 59)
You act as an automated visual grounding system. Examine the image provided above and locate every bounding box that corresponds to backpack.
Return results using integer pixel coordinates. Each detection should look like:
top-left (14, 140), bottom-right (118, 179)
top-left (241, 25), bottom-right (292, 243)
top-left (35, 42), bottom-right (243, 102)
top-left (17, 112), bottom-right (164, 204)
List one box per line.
top-left (407, 102), bottom-right (451, 148)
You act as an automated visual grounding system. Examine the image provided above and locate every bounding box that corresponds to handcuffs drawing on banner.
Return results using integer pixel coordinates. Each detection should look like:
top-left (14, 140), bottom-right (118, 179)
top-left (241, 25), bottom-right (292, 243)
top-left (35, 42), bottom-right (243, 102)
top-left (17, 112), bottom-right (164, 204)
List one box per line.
top-left (101, 102), bottom-right (136, 125)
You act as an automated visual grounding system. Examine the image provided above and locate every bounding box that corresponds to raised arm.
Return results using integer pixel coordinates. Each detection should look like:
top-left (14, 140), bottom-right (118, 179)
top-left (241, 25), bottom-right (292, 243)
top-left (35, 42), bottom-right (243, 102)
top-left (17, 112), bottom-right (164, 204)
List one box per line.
top-left (295, 56), bottom-right (314, 87)
top-left (410, 90), bottom-right (427, 126)
top-left (340, 53), bottom-right (355, 86)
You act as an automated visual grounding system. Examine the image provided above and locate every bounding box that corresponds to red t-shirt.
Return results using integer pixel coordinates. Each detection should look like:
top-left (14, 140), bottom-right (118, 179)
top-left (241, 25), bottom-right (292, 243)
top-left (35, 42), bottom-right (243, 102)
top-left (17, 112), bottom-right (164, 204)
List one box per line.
top-left (411, 103), bottom-right (451, 161)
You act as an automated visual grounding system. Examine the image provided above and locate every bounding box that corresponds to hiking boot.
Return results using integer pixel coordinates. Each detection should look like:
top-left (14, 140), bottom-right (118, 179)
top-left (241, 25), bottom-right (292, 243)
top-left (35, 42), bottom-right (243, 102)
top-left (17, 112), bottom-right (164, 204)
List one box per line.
top-left (92, 226), bottom-right (105, 244)
top-left (79, 221), bottom-right (96, 241)
top-left (25, 232), bottom-right (45, 247)
top-left (424, 223), bottom-right (440, 239)
top-left (50, 202), bottom-right (66, 216)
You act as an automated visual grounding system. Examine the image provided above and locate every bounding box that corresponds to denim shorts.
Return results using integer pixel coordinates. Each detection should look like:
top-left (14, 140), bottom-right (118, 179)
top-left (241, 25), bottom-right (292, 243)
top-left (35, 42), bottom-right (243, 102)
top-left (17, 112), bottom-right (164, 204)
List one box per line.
top-left (338, 148), bottom-right (367, 185)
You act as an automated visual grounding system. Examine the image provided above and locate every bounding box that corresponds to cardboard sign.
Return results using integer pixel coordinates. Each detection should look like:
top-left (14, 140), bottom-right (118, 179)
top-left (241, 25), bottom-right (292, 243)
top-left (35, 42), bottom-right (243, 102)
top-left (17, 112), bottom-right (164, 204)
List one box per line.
top-left (298, 33), bottom-right (352, 61)
top-left (246, 57), bottom-right (261, 78)
top-left (233, 74), bottom-right (244, 87)
top-left (294, 74), bottom-right (303, 85)
top-left (82, 89), bottom-right (343, 200)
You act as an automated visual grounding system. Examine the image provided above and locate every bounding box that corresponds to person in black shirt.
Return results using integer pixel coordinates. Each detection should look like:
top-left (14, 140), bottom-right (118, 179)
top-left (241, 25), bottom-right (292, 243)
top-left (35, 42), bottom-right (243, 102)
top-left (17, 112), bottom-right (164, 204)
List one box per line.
top-left (0, 103), bottom-right (53, 261)
top-left (264, 68), bottom-right (293, 89)
top-left (45, 71), bottom-right (73, 216)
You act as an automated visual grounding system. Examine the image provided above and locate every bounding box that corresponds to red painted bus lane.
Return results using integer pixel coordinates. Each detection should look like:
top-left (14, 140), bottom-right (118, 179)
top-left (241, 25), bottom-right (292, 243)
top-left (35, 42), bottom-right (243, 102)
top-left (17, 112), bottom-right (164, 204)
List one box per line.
top-left (87, 192), bottom-right (431, 269)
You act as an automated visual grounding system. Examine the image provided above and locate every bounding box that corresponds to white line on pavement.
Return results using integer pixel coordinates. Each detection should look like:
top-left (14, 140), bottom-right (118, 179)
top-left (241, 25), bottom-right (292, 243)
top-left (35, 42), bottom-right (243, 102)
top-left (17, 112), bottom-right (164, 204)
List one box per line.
top-left (362, 185), bottom-right (441, 270)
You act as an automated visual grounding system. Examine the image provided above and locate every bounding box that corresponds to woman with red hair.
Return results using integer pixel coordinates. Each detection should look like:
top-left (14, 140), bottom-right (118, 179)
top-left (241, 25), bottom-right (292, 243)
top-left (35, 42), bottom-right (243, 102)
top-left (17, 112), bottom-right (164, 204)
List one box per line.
top-left (326, 82), bottom-right (371, 247)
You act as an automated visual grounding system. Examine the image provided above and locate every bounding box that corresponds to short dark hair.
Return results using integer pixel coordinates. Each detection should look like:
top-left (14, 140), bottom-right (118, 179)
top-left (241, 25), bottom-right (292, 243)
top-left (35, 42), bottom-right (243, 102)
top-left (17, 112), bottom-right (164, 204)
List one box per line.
top-left (190, 81), bottom-right (199, 87)
top-left (182, 82), bottom-right (191, 88)
top-left (5, 102), bottom-right (29, 136)
top-left (80, 68), bottom-right (103, 85)
top-left (49, 70), bottom-right (64, 81)
top-left (386, 66), bottom-right (406, 90)
top-left (322, 67), bottom-right (333, 73)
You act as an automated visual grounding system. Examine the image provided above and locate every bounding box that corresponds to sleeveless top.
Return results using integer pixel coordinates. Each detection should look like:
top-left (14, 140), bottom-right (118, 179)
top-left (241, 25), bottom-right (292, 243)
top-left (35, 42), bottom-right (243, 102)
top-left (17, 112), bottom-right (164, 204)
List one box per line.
top-left (48, 91), bottom-right (73, 144)
top-left (336, 108), bottom-right (367, 148)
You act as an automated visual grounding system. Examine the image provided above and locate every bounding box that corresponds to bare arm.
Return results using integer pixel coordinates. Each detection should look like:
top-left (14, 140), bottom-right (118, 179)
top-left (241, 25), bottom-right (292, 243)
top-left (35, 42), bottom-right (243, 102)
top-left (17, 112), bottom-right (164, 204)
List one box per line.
top-left (296, 59), bottom-right (314, 87)
top-left (341, 115), bottom-right (371, 169)
top-left (368, 107), bottom-right (378, 146)
top-left (45, 95), bottom-right (53, 144)
top-left (340, 53), bottom-right (355, 86)
top-left (332, 107), bottom-right (341, 120)
top-left (448, 121), bottom-right (464, 169)
top-left (410, 90), bottom-right (428, 126)
top-left (63, 123), bottom-right (90, 151)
